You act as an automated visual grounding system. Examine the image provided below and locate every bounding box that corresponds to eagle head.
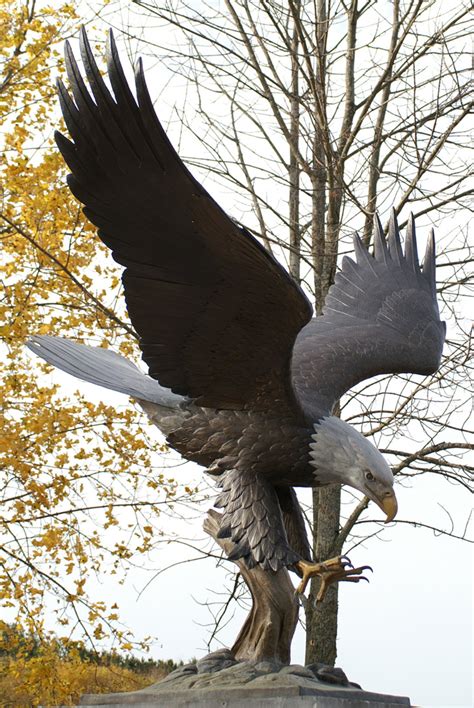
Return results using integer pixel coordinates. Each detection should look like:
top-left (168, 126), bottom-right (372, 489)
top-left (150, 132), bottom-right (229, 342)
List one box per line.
top-left (309, 416), bottom-right (398, 522)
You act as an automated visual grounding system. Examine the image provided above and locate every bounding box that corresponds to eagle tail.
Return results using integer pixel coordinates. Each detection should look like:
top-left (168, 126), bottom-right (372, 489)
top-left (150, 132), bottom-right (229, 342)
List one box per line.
top-left (26, 335), bottom-right (185, 409)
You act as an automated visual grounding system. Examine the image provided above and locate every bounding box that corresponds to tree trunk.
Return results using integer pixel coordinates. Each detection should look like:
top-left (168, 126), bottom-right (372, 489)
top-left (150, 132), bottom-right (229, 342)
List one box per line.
top-left (204, 509), bottom-right (299, 663)
top-left (288, 0), bottom-right (301, 283)
top-left (305, 484), bottom-right (341, 665)
top-left (305, 0), bottom-right (343, 665)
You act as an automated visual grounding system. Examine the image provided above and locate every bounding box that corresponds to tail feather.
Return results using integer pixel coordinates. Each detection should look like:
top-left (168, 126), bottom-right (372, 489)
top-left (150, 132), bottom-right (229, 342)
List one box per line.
top-left (27, 335), bottom-right (185, 408)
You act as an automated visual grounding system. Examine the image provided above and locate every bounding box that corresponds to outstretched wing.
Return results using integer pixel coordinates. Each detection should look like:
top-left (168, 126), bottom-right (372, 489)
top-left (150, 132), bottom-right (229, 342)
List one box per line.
top-left (292, 213), bottom-right (446, 417)
top-left (56, 29), bottom-right (312, 410)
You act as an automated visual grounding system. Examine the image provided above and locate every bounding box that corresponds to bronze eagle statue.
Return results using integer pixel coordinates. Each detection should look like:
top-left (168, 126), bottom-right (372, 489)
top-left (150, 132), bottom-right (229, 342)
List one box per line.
top-left (28, 30), bottom-right (445, 599)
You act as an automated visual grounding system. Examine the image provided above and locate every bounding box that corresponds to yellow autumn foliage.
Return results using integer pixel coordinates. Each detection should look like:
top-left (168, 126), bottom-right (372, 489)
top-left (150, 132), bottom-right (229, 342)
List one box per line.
top-left (0, 654), bottom-right (168, 707)
top-left (0, 622), bottom-right (174, 706)
top-left (0, 0), bottom-right (196, 654)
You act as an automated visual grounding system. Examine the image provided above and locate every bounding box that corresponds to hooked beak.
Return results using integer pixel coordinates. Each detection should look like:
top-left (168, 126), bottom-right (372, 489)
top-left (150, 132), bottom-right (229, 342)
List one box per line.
top-left (378, 490), bottom-right (398, 523)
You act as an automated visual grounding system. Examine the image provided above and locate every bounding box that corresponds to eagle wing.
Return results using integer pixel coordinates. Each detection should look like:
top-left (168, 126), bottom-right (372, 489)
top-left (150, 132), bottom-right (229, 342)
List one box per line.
top-left (56, 29), bottom-right (312, 411)
top-left (292, 213), bottom-right (446, 417)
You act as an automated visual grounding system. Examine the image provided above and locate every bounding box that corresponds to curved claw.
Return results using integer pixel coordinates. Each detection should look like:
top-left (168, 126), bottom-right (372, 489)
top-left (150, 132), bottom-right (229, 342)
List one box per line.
top-left (359, 564), bottom-right (373, 573)
top-left (339, 575), bottom-right (370, 584)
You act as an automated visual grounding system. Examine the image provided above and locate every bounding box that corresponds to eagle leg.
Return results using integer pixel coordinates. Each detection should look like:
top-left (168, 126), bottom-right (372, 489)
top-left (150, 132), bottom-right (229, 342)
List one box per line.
top-left (214, 470), bottom-right (301, 571)
top-left (275, 486), bottom-right (312, 563)
top-left (294, 556), bottom-right (372, 601)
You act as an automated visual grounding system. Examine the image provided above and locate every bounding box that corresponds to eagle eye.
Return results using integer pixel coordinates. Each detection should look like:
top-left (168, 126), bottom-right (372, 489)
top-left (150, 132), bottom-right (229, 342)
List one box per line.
top-left (365, 471), bottom-right (375, 481)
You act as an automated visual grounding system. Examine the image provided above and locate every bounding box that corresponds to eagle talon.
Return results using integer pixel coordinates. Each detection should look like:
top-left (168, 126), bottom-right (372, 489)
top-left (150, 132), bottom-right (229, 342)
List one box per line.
top-left (294, 556), bottom-right (373, 600)
top-left (340, 573), bottom-right (370, 584)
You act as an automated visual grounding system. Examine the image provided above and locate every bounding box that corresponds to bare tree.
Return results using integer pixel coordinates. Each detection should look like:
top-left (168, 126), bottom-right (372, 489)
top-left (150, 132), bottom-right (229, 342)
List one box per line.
top-left (116, 0), bottom-right (472, 663)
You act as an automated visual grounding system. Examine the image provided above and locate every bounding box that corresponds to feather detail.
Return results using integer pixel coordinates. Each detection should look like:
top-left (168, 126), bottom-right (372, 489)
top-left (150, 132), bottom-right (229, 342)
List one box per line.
top-left (374, 213), bottom-right (389, 264)
top-left (353, 232), bottom-right (377, 276)
top-left (387, 209), bottom-right (403, 265)
top-left (423, 229), bottom-right (437, 298)
top-left (214, 470), bottom-right (301, 571)
top-left (405, 213), bottom-right (420, 275)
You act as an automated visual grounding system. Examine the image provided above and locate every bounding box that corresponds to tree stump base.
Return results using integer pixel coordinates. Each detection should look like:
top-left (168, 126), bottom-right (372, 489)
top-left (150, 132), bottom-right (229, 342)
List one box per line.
top-left (203, 508), bottom-right (299, 664)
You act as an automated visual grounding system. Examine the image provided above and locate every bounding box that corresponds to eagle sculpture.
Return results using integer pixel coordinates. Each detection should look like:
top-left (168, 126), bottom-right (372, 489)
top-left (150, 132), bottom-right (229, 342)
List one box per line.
top-left (28, 30), bottom-right (446, 600)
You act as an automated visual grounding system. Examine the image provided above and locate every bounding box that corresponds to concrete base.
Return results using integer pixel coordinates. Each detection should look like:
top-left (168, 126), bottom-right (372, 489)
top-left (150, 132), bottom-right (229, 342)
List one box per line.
top-left (79, 657), bottom-right (411, 707)
top-left (79, 686), bottom-right (410, 707)
top-left (80, 679), bottom-right (411, 708)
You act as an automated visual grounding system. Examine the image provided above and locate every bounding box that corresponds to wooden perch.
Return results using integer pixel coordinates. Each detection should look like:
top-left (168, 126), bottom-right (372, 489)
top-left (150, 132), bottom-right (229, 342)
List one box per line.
top-left (204, 508), bottom-right (299, 664)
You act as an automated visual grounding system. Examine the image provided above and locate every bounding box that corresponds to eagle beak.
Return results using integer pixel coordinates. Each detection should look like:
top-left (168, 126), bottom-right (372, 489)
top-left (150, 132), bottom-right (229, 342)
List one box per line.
top-left (379, 490), bottom-right (398, 523)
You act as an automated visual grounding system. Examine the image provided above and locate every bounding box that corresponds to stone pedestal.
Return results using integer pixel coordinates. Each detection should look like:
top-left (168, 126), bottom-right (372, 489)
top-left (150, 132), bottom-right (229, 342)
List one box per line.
top-left (79, 651), bottom-right (411, 707)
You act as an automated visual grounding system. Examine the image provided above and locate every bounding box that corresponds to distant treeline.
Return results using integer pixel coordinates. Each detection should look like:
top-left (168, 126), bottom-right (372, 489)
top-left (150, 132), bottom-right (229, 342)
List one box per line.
top-left (0, 622), bottom-right (180, 672)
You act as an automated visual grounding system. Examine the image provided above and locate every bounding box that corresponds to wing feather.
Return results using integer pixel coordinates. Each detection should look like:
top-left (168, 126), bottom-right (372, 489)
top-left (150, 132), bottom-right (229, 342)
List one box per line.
top-left (374, 213), bottom-right (389, 264)
top-left (56, 29), bottom-right (312, 411)
top-left (292, 214), bottom-right (445, 418)
top-left (404, 213), bottom-right (420, 275)
top-left (422, 229), bottom-right (437, 299)
top-left (387, 209), bottom-right (403, 265)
